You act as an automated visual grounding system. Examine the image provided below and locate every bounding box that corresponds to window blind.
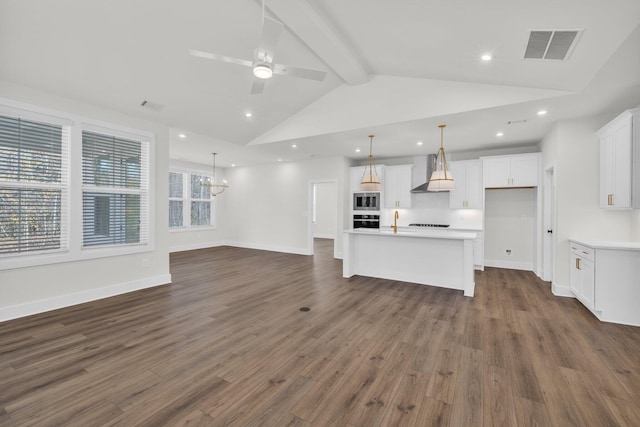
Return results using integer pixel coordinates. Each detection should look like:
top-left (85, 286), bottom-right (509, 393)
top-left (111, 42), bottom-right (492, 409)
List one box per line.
top-left (0, 114), bottom-right (67, 255)
top-left (82, 130), bottom-right (148, 247)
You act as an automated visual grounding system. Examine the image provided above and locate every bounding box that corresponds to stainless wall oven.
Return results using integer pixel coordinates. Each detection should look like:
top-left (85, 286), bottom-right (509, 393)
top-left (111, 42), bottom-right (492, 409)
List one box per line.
top-left (353, 214), bottom-right (380, 229)
top-left (353, 192), bottom-right (380, 211)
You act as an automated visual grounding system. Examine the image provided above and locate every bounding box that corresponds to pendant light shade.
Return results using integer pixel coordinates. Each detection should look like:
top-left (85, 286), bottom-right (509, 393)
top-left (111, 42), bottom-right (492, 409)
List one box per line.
top-left (427, 125), bottom-right (455, 192)
top-left (360, 134), bottom-right (381, 191)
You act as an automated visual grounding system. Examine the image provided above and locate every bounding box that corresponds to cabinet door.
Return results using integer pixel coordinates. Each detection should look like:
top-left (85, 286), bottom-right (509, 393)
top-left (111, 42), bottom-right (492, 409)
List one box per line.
top-left (600, 129), bottom-right (616, 208)
top-left (570, 253), bottom-right (582, 297)
top-left (465, 160), bottom-right (483, 208)
top-left (511, 156), bottom-right (538, 187)
top-left (384, 165), bottom-right (412, 208)
top-left (448, 161), bottom-right (466, 208)
top-left (612, 120), bottom-right (632, 208)
top-left (483, 158), bottom-right (511, 188)
top-left (350, 166), bottom-right (366, 193)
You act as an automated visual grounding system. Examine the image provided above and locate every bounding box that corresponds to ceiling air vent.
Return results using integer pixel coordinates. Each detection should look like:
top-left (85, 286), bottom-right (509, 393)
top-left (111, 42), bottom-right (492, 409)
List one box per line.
top-left (524, 30), bottom-right (582, 60)
top-left (140, 100), bottom-right (165, 112)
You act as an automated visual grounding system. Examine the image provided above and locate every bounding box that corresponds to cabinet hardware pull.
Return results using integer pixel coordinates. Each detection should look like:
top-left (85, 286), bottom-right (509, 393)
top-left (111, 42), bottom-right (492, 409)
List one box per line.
top-left (582, 251), bottom-right (589, 255)
top-left (576, 258), bottom-right (581, 270)
top-left (571, 246), bottom-right (577, 250)
top-left (608, 194), bottom-right (613, 205)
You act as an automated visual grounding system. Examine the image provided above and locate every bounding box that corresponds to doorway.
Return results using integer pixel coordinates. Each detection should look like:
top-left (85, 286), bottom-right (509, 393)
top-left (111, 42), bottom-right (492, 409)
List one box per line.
top-left (308, 180), bottom-right (339, 257)
top-left (543, 166), bottom-right (556, 282)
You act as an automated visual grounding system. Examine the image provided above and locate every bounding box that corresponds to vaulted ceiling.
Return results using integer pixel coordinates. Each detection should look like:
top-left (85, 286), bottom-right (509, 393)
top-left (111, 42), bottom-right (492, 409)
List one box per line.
top-left (1, 0), bottom-right (640, 167)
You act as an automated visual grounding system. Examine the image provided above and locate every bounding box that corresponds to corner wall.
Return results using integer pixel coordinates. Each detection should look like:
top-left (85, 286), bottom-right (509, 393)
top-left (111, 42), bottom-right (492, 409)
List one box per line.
top-left (224, 156), bottom-right (347, 258)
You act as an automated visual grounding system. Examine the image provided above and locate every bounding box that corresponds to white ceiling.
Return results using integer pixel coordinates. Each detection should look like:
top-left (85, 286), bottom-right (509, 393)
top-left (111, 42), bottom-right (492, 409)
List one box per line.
top-left (1, 0), bottom-right (640, 167)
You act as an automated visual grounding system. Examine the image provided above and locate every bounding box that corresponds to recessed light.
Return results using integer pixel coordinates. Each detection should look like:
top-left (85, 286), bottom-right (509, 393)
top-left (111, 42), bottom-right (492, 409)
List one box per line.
top-left (537, 110), bottom-right (547, 116)
top-left (291, 144), bottom-right (297, 149)
top-left (496, 132), bottom-right (504, 137)
top-left (417, 141), bottom-right (423, 146)
top-left (245, 112), bottom-right (253, 118)
top-left (231, 163), bottom-right (236, 167)
top-left (178, 133), bottom-right (186, 139)
top-left (277, 158), bottom-right (283, 162)
top-left (481, 54), bottom-right (492, 61)
top-left (355, 148), bottom-right (361, 153)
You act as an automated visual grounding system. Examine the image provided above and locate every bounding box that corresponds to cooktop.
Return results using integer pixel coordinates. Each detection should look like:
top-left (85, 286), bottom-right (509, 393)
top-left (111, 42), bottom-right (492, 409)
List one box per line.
top-left (408, 223), bottom-right (450, 228)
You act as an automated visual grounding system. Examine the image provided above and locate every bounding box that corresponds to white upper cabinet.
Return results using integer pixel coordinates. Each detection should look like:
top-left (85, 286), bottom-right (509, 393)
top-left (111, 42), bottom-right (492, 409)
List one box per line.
top-left (449, 160), bottom-right (483, 209)
top-left (483, 153), bottom-right (539, 188)
top-left (384, 164), bottom-right (412, 208)
top-left (597, 108), bottom-right (640, 209)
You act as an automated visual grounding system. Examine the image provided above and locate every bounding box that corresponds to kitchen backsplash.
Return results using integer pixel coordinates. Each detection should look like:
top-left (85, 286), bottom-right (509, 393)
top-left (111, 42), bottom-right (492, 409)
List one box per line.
top-left (380, 192), bottom-right (483, 229)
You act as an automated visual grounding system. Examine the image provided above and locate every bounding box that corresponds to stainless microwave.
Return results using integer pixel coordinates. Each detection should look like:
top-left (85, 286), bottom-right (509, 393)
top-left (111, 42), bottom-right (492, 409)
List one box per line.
top-left (353, 192), bottom-right (380, 211)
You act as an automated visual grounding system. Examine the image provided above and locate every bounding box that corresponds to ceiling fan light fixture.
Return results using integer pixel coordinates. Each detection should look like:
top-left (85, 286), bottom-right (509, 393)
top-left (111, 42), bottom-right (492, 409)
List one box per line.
top-left (253, 62), bottom-right (273, 79)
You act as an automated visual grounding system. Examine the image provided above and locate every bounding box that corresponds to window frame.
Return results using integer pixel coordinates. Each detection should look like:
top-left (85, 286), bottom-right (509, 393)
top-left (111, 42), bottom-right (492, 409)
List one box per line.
top-left (168, 168), bottom-right (217, 232)
top-left (0, 98), bottom-right (155, 271)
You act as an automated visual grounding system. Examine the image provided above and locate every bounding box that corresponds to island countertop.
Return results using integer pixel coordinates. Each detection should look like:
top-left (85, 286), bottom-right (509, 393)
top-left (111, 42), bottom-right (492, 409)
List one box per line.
top-left (345, 228), bottom-right (477, 240)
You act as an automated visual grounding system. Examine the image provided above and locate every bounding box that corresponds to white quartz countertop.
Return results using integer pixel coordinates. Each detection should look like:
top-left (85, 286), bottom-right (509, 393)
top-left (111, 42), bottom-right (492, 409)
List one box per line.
top-left (570, 238), bottom-right (640, 251)
top-left (345, 228), bottom-right (478, 240)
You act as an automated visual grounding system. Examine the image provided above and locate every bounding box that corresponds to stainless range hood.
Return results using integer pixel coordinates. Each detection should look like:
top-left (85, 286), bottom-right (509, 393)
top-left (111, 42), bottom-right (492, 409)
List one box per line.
top-left (410, 154), bottom-right (440, 193)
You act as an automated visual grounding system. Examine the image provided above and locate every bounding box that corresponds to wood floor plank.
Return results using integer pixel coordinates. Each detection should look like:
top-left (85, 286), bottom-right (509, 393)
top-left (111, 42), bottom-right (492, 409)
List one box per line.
top-left (1, 241), bottom-right (639, 426)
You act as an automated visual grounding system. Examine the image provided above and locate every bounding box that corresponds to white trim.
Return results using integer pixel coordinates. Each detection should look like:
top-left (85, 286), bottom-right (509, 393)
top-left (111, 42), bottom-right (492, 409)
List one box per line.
top-left (484, 259), bottom-right (534, 271)
top-left (226, 241), bottom-right (312, 256)
top-left (552, 281), bottom-right (574, 297)
top-left (169, 241), bottom-right (226, 253)
top-left (0, 274), bottom-right (171, 322)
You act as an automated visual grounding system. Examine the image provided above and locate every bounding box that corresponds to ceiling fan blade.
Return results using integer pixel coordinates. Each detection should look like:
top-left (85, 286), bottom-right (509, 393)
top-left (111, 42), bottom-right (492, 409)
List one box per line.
top-left (250, 78), bottom-right (266, 95)
top-left (257, 16), bottom-right (283, 62)
top-left (272, 64), bottom-right (327, 81)
top-left (189, 49), bottom-right (253, 67)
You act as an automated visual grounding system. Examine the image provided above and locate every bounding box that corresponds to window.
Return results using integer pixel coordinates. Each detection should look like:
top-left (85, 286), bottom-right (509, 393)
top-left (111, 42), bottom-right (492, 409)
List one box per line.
top-left (0, 99), bottom-right (154, 270)
top-left (168, 170), bottom-right (215, 230)
top-left (82, 130), bottom-right (148, 247)
top-left (0, 114), bottom-right (68, 255)
top-left (168, 172), bottom-right (183, 228)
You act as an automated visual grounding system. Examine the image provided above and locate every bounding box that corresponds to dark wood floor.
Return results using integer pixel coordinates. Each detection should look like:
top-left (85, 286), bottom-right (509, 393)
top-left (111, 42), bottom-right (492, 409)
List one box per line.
top-left (1, 239), bottom-right (640, 426)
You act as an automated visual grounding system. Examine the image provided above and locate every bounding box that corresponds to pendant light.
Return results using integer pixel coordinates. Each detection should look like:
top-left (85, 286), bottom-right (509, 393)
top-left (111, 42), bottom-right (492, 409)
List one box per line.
top-left (360, 134), bottom-right (381, 191)
top-left (427, 125), bottom-right (455, 191)
top-left (200, 152), bottom-right (229, 196)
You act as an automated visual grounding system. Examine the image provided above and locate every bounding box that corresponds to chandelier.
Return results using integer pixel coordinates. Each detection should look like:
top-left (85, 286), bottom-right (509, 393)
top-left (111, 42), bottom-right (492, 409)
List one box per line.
top-left (200, 152), bottom-right (228, 196)
top-left (427, 125), bottom-right (455, 191)
top-left (360, 134), bottom-right (381, 191)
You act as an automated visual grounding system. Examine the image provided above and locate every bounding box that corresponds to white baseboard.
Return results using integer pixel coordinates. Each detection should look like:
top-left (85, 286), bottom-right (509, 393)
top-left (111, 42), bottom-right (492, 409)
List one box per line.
top-left (484, 259), bottom-right (534, 271)
top-left (169, 241), bottom-right (226, 253)
top-left (0, 273), bottom-right (172, 322)
top-left (552, 282), bottom-right (574, 297)
top-left (313, 234), bottom-right (335, 239)
top-left (226, 241), bottom-right (312, 256)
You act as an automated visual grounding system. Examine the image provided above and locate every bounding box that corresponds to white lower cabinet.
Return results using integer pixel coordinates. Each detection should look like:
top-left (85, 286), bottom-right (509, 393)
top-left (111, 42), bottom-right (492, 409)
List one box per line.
top-left (569, 239), bottom-right (640, 326)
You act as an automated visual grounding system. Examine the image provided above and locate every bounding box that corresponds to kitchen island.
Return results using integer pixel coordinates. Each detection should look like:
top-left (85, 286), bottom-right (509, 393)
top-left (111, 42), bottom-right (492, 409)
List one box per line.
top-left (343, 229), bottom-right (478, 297)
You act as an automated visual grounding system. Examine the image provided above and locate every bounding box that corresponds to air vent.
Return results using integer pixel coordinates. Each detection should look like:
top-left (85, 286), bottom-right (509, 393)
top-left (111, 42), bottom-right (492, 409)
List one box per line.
top-left (140, 100), bottom-right (165, 112)
top-left (524, 30), bottom-right (582, 60)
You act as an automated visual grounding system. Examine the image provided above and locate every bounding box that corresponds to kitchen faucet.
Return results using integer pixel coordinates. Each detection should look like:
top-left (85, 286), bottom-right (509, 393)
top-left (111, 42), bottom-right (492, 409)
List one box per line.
top-left (391, 210), bottom-right (399, 233)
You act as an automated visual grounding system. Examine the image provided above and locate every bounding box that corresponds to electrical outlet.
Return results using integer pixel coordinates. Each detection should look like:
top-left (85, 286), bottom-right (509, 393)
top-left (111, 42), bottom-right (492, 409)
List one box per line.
top-left (506, 249), bottom-right (512, 256)
top-left (142, 258), bottom-right (149, 268)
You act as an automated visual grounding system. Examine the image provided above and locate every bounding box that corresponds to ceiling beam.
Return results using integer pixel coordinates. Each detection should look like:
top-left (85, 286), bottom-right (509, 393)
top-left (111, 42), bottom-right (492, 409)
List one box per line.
top-left (265, 0), bottom-right (370, 85)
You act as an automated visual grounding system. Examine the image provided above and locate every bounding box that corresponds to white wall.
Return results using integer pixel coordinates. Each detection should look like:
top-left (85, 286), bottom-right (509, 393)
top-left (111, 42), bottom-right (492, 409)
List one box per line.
top-left (224, 156), bottom-right (347, 257)
top-left (540, 115), bottom-right (635, 294)
top-left (168, 159), bottom-right (229, 252)
top-left (313, 182), bottom-right (338, 239)
top-left (0, 82), bottom-right (171, 321)
top-left (484, 188), bottom-right (536, 270)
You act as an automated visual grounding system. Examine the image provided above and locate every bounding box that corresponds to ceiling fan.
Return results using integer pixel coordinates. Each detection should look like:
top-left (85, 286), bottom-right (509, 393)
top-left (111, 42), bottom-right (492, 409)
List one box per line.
top-left (189, 3), bottom-right (327, 94)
